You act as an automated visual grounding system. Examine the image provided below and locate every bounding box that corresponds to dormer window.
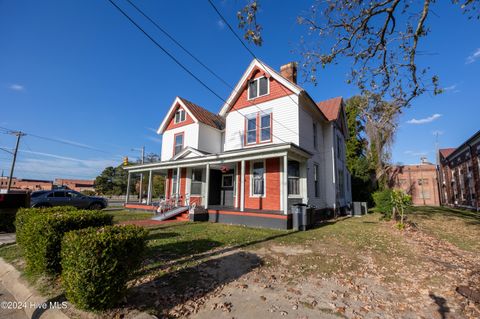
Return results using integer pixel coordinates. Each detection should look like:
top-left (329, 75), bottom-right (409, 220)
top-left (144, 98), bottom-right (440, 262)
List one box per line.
top-left (174, 109), bottom-right (186, 123)
top-left (248, 77), bottom-right (269, 99)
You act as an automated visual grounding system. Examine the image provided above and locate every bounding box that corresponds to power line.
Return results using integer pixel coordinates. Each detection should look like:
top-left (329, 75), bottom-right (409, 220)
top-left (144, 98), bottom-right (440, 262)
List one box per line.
top-left (106, 0), bottom-right (291, 145)
top-left (125, 0), bottom-right (231, 89)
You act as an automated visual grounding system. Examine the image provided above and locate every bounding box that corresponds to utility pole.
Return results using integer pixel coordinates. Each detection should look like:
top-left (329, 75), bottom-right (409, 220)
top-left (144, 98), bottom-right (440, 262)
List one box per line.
top-left (7, 131), bottom-right (25, 193)
top-left (132, 146), bottom-right (145, 203)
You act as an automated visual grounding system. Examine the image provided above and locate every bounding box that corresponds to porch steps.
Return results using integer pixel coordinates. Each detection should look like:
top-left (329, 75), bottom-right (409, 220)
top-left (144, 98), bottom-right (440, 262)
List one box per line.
top-left (151, 206), bottom-right (189, 222)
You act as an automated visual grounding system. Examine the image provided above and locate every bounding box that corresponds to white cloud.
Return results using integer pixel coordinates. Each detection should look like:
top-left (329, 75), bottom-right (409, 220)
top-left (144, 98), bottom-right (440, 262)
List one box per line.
top-left (466, 48), bottom-right (480, 64)
top-left (217, 19), bottom-right (225, 29)
top-left (407, 113), bottom-right (442, 125)
top-left (443, 84), bottom-right (460, 93)
top-left (8, 84), bottom-right (24, 91)
top-left (146, 136), bottom-right (162, 144)
top-left (432, 130), bottom-right (444, 136)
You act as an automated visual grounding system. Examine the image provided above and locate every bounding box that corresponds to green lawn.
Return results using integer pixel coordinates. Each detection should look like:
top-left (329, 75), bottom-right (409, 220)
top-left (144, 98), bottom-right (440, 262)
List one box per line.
top-left (108, 209), bottom-right (154, 223)
top-left (408, 206), bottom-right (480, 252)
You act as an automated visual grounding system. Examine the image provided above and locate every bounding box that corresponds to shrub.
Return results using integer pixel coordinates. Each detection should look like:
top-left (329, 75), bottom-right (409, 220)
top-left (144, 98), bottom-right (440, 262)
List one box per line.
top-left (61, 225), bottom-right (148, 310)
top-left (17, 207), bottom-right (113, 275)
top-left (372, 189), bottom-right (394, 220)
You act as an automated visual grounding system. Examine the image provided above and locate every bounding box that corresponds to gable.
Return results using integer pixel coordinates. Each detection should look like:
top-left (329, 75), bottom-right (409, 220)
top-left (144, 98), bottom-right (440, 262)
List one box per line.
top-left (219, 59), bottom-right (302, 116)
top-left (165, 104), bottom-right (195, 131)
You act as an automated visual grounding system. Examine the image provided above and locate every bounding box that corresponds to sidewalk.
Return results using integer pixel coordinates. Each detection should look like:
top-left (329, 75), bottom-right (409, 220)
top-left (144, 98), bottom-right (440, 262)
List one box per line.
top-left (0, 234), bottom-right (15, 246)
top-left (0, 281), bottom-right (27, 319)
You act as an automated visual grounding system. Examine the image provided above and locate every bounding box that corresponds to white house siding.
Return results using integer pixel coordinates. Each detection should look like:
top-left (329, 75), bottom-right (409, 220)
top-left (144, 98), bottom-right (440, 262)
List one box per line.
top-left (198, 123), bottom-right (223, 154)
top-left (298, 106), bottom-right (328, 209)
top-left (161, 124), bottom-right (200, 161)
top-left (224, 95), bottom-right (300, 151)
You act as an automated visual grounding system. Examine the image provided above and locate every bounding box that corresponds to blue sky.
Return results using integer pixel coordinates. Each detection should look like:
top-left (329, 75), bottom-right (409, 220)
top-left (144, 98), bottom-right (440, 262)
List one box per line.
top-left (0, 0), bottom-right (479, 180)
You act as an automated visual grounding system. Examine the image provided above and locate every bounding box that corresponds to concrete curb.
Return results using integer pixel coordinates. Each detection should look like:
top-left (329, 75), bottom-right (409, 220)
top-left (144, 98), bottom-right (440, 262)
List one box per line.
top-left (0, 257), bottom-right (69, 319)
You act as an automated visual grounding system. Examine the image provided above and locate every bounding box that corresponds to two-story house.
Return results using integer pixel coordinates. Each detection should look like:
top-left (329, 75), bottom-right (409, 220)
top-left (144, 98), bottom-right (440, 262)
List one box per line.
top-left (124, 59), bottom-right (352, 229)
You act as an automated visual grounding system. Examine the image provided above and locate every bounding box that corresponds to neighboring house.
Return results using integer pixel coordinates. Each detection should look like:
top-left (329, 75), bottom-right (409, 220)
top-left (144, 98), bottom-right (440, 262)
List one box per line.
top-left (54, 178), bottom-right (95, 192)
top-left (389, 159), bottom-right (440, 206)
top-left (438, 130), bottom-right (480, 210)
top-left (0, 177), bottom-right (53, 191)
top-left (124, 59), bottom-right (352, 229)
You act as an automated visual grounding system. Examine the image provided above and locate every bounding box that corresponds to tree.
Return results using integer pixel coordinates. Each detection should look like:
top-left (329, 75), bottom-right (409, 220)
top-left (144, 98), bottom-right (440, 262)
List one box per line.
top-left (95, 165), bottom-right (133, 196)
top-left (237, 0), bottom-right (478, 108)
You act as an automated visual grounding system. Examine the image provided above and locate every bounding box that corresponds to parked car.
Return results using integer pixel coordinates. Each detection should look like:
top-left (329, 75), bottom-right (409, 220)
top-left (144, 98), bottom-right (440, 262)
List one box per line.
top-left (30, 190), bottom-right (108, 210)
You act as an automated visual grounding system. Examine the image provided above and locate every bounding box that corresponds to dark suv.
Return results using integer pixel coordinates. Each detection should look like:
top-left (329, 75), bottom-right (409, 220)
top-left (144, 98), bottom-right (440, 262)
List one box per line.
top-left (30, 190), bottom-right (108, 210)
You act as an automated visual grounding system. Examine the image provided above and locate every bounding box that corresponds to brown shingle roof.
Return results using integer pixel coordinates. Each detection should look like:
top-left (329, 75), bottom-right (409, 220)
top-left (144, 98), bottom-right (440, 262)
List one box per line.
top-left (179, 97), bottom-right (225, 130)
top-left (316, 97), bottom-right (343, 121)
top-left (439, 148), bottom-right (456, 158)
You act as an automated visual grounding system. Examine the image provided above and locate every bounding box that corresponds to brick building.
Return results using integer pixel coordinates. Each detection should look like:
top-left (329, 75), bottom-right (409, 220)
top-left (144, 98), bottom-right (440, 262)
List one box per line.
top-left (0, 177), bottom-right (53, 191)
top-left (54, 178), bottom-right (95, 192)
top-left (390, 159), bottom-right (440, 206)
top-left (438, 130), bottom-right (480, 210)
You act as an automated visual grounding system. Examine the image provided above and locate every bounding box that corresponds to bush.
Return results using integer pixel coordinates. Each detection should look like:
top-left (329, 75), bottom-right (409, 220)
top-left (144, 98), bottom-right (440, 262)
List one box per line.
top-left (61, 225), bottom-right (148, 310)
top-left (16, 207), bottom-right (113, 275)
top-left (372, 189), bottom-right (394, 220)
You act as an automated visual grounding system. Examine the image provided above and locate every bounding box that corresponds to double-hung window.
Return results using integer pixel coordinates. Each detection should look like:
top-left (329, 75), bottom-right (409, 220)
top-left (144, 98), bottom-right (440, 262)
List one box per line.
top-left (246, 116), bottom-right (257, 145)
top-left (174, 133), bottom-right (184, 155)
top-left (171, 170), bottom-right (178, 195)
top-left (174, 109), bottom-right (186, 123)
top-left (288, 160), bottom-right (300, 195)
top-left (248, 77), bottom-right (269, 99)
top-left (252, 161), bottom-right (265, 196)
top-left (313, 123), bottom-right (318, 149)
top-left (260, 113), bottom-right (271, 142)
top-left (190, 168), bottom-right (202, 195)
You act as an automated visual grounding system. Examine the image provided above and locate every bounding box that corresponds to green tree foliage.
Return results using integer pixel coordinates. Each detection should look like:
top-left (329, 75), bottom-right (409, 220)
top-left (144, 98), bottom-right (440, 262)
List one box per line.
top-left (94, 165), bottom-right (132, 196)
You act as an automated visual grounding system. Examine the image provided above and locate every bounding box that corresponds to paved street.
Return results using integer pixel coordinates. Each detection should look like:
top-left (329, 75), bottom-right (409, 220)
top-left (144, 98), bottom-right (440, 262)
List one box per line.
top-left (0, 281), bottom-right (27, 319)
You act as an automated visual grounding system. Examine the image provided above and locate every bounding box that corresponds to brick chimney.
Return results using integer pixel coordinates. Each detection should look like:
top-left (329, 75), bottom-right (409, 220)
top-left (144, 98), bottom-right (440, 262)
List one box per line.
top-left (280, 62), bottom-right (297, 84)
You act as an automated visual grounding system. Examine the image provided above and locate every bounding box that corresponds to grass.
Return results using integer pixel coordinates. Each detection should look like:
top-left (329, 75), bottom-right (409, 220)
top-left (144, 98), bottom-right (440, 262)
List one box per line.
top-left (408, 205), bottom-right (480, 252)
top-left (108, 209), bottom-right (154, 223)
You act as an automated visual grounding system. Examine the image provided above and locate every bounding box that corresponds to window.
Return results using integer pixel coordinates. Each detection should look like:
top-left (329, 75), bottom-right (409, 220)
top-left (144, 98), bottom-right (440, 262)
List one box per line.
top-left (248, 77), bottom-right (269, 99)
top-left (288, 160), bottom-right (300, 195)
top-left (245, 112), bottom-right (272, 145)
top-left (260, 113), bottom-right (271, 142)
top-left (417, 178), bottom-right (428, 185)
top-left (171, 170), bottom-right (178, 195)
top-left (246, 117), bottom-right (256, 144)
top-left (337, 136), bottom-right (342, 159)
top-left (174, 109), bottom-right (186, 123)
top-left (252, 161), bottom-right (265, 196)
top-left (313, 123), bottom-right (318, 149)
top-left (314, 164), bottom-right (320, 197)
top-left (174, 133), bottom-right (184, 155)
top-left (190, 169), bottom-right (203, 195)
top-left (222, 175), bottom-right (233, 187)
top-left (48, 191), bottom-right (65, 198)
top-left (66, 191), bottom-right (81, 198)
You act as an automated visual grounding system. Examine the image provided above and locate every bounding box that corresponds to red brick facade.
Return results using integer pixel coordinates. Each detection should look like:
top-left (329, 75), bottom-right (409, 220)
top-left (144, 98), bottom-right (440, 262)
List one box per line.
top-left (438, 131), bottom-right (480, 210)
top-left (0, 177), bottom-right (53, 191)
top-left (390, 164), bottom-right (440, 206)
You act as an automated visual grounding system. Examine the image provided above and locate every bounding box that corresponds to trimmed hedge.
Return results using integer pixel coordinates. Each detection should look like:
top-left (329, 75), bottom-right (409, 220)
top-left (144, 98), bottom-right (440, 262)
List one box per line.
top-left (61, 225), bottom-right (148, 310)
top-left (16, 207), bottom-right (113, 275)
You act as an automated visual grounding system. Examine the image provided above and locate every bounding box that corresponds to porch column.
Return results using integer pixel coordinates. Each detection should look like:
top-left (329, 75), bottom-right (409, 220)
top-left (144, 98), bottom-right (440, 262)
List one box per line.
top-left (283, 155), bottom-right (288, 215)
top-left (138, 172), bottom-right (143, 203)
top-left (176, 167), bottom-right (181, 206)
top-left (125, 171), bottom-right (131, 204)
top-left (240, 160), bottom-right (245, 212)
top-left (205, 163), bottom-right (210, 209)
top-left (147, 170), bottom-right (153, 205)
top-left (301, 161), bottom-right (308, 204)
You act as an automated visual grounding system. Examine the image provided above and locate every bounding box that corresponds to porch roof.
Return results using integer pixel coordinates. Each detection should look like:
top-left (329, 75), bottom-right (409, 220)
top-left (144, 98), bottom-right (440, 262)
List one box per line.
top-left (123, 143), bottom-right (312, 173)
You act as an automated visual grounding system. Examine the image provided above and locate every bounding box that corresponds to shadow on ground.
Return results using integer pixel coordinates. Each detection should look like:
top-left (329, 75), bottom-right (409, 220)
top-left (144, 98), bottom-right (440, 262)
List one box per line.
top-left (127, 251), bottom-right (262, 317)
top-left (411, 206), bottom-right (480, 225)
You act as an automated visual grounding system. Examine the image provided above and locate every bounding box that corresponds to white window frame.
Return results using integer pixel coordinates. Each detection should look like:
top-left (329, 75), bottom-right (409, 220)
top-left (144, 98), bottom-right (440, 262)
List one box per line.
top-left (221, 174), bottom-right (234, 187)
top-left (247, 76), bottom-right (270, 100)
top-left (287, 160), bottom-right (301, 197)
top-left (246, 115), bottom-right (257, 145)
top-left (314, 163), bottom-right (320, 198)
top-left (174, 134), bottom-right (184, 155)
top-left (313, 123), bottom-right (318, 149)
top-left (250, 160), bottom-right (266, 197)
top-left (174, 109), bottom-right (186, 124)
top-left (259, 112), bottom-right (272, 142)
top-left (190, 168), bottom-right (203, 196)
top-left (171, 170), bottom-right (178, 195)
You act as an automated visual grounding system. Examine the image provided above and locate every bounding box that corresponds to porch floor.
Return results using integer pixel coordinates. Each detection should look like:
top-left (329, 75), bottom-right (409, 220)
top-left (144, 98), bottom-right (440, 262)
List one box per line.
top-left (206, 205), bottom-right (284, 215)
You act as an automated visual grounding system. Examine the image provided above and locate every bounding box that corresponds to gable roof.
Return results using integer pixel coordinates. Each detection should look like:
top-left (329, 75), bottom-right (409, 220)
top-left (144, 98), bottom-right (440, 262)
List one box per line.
top-left (157, 97), bottom-right (225, 134)
top-left (439, 148), bottom-right (456, 158)
top-left (316, 97), bottom-right (343, 121)
top-left (178, 97), bottom-right (225, 131)
top-left (219, 59), bottom-right (303, 116)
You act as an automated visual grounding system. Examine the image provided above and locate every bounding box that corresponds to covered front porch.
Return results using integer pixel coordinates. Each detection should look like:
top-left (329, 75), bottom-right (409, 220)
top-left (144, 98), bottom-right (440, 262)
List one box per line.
top-left (123, 143), bottom-right (311, 229)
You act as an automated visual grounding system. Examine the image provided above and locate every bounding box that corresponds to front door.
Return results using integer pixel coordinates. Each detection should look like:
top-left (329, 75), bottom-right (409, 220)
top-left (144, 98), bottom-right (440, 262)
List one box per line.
top-left (221, 174), bottom-right (234, 207)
